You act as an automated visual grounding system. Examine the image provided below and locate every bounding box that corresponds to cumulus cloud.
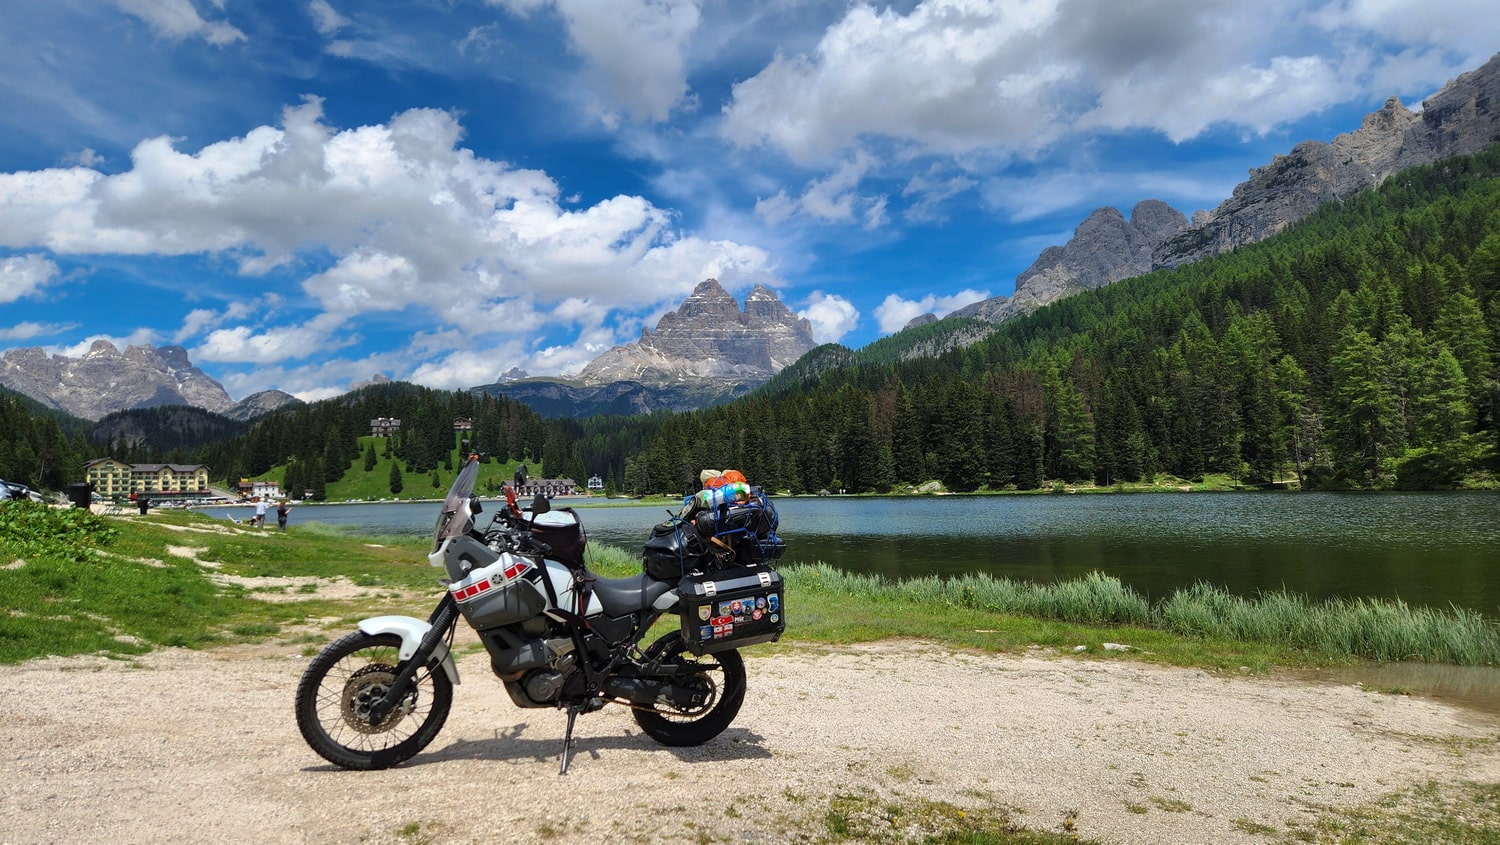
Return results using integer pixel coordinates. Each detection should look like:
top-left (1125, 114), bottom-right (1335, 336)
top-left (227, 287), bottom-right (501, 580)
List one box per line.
top-left (874, 289), bottom-right (989, 334)
top-left (111, 0), bottom-right (247, 46)
top-left (722, 0), bottom-right (1500, 164)
top-left (52, 329), bottom-right (159, 358)
top-left (0, 254), bottom-right (60, 304)
top-left (797, 291), bottom-right (858, 344)
top-left (494, 0), bottom-right (702, 124)
top-left (754, 151), bottom-right (888, 229)
top-left (0, 98), bottom-right (777, 375)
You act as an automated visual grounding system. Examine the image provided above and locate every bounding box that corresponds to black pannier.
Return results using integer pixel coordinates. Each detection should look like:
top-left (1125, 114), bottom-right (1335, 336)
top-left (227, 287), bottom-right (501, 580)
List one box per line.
top-left (642, 518), bottom-right (709, 582)
top-left (677, 564), bottom-right (785, 654)
top-left (527, 507), bottom-right (587, 570)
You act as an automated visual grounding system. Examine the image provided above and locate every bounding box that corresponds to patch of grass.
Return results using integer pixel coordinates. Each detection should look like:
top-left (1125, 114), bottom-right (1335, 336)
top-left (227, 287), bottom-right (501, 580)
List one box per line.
top-left (1148, 797), bottom-right (1192, 813)
top-left (780, 563), bottom-right (1500, 668)
top-left (817, 791), bottom-right (1091, 844)
top-left (1233, 818), bottom-right (1278, 835)
top-left (1281, 781), bottom-right (1500, 844)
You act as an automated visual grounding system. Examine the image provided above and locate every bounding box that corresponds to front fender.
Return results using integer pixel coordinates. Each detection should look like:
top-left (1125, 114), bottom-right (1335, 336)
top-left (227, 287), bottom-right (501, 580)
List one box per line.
top-left (358, 615), bottom-right (460, 685)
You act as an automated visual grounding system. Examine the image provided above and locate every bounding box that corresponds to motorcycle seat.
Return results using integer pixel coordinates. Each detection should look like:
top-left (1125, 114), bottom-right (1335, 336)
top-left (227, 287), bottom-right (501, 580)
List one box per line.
top-left (590, 573), bottom-right (676, 617)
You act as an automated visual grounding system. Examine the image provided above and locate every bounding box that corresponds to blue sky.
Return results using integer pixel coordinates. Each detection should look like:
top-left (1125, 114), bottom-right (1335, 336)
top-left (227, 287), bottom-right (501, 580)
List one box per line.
top-left (0, 1), bottom-right (1495, 403)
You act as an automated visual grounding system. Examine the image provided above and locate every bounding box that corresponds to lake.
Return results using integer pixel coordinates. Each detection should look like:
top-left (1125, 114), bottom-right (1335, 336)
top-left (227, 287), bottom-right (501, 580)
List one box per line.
top-left (231, 491), bottom-right (1500, 619)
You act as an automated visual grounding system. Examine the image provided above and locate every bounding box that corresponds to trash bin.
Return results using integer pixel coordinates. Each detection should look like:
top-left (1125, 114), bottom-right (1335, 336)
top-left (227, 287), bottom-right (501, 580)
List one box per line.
top-left (67, 483), bottom-right (92, 509)
top-left (137, 497), bottom-right (150, 515)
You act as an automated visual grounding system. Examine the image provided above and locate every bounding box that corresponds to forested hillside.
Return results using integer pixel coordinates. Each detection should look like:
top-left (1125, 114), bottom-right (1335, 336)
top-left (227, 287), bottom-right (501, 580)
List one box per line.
top-left (0, 389), bottom-right (93, 492)
top-left (600, 148), bottom-right (1500, 494)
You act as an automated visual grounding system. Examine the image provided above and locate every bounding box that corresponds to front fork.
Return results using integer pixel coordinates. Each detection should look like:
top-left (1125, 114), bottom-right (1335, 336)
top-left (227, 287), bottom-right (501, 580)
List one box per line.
top-left (359, 594), bottom-right (461, 724)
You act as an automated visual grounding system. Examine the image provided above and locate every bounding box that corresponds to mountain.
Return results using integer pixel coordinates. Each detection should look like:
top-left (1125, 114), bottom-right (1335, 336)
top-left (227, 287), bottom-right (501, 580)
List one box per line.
top-left (475, 278), bottom-right (817, 417)
top-left (223, 390), bottom-right (304, 422)
top-left (0, 341), bottom-right (234, 421)
top-left (578, 279), bottom-right (815, 383)
top-left (950, 200), bottom-right (1188, 324)
top-left (1155, 53), bottom-right (1500, 268)
top-left (938, 51), bottom-right (1500, 332)
top-left (472, 377), bottom-right (756, 417)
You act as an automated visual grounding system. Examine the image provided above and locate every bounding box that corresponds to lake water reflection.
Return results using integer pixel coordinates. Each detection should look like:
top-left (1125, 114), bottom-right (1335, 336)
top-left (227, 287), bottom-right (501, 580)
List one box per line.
top-left (256, 491), bottom-right (1500, 618)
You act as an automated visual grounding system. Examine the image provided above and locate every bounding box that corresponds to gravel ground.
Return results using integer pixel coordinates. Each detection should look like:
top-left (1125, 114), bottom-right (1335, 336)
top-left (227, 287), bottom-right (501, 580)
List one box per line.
top-left (3, 633), bottom-right (1497, 845)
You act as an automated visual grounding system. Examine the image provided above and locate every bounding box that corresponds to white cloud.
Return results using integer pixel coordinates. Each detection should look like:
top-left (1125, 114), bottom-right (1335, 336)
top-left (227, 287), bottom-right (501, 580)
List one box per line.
top-left (0, 254), bottom-right (60, 304)
top-left (797, 291), bottom-right (858, 344)
top-left (754, 151), bottom-right (888, 229)
top-left (308, 0), bottom-right (350, 36)
top-left (195, 314), bottom-right (355, 365)
top-left (111, 0), bottom-right (247, 46)
top-left (0, 98), bottom-right (777, 371)
top-left (723, 0), bottom-right (1071, 163)
top-left (495, 0), bottom-right (702, 124)
top-left (722, 0), bottom-right (1500, 165)
top-left (874, 289), bottom-right (989, 334)
top-left (51, 329), bottom-right (159, 358)
top-left (0, 321), bottom-right (74, 342)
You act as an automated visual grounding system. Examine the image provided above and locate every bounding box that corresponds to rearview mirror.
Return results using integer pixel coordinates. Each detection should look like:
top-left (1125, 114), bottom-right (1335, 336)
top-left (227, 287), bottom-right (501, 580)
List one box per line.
top-left (513, 464), bottom-right (528, 487)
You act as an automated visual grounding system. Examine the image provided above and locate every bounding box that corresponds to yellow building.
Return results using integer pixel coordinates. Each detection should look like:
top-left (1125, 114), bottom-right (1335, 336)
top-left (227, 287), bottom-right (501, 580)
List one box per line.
top-left (83, 459), bottom-right (212, 502)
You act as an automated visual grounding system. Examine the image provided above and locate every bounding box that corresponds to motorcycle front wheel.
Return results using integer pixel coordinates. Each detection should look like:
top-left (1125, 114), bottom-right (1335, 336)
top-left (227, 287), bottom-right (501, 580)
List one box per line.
top-left (294, 631), bottom-right (453, 770)
top-left (632, 632), bottom-right (746, 747)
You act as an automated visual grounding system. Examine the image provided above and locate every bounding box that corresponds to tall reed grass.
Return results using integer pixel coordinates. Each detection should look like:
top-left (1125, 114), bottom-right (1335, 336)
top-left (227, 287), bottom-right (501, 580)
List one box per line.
top-left (781, 564), bottom-right (1500, 666)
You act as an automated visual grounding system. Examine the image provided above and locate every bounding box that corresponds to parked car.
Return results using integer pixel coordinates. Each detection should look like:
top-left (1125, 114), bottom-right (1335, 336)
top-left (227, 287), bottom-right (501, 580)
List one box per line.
top-left (1, 480), bottom-right (45, 502)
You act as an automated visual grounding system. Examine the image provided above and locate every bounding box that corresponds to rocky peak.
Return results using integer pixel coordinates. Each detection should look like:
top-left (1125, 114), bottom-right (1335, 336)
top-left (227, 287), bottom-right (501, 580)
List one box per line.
top-left (949, 199), bottom-right (1187, 323)
top-left (85, 340), bottom-right (121, 359)
top-left (223, 389), bottom-right (303, 422)
top-left (577, 278), bottom-right (816, 385)
top-left (1154, 51), bottom-right (1499, 268)
top-left (0, 342), bottom-right (234, 421)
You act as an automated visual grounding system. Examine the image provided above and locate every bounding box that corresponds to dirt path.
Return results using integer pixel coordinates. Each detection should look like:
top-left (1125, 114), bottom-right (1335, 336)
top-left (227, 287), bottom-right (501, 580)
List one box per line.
top-left (2, 638), bottom-right (1496, 844)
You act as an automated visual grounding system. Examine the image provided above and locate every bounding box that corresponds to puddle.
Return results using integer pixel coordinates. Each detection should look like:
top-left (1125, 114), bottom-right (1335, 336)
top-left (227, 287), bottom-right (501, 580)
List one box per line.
top-left (1291, 662), bottom-right (1500, 719)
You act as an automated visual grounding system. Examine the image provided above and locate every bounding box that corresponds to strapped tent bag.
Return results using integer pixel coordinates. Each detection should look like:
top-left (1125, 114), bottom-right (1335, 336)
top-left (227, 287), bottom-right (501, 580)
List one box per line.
top-left (695, 486), bottom-right (785, 565)
top-left (641, 517), bottom-right (709, 582)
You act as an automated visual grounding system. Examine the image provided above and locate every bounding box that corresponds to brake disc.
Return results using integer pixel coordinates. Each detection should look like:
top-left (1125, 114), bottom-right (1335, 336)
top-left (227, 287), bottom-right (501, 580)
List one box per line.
top-left (341, 663), bottom-right (416, 734)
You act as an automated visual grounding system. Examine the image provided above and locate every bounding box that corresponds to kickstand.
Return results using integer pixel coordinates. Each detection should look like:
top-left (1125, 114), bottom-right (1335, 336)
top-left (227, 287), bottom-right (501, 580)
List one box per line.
top-left (558, 697), bottom-right (606, 775)
top-left (559, 704), bottom-right (581, 775)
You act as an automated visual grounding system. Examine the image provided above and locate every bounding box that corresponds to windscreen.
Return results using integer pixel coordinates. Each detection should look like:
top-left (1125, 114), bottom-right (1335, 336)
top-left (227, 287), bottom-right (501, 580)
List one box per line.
top-left (432, 456), bottom-right (481, 549)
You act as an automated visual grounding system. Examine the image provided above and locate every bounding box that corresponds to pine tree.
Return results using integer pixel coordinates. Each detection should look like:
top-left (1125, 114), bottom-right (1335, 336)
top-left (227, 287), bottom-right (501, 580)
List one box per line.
top-left (389, 461), bottom-right (403, 495)
top-left (363, 442), bottom-right (377, 472)
top-left (1327, 326), bottom-right (1402, 485)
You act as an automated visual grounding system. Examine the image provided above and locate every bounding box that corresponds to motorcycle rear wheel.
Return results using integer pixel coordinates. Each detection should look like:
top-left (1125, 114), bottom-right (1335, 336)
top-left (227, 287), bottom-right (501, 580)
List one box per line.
top-left (294, 631), bottom-right (453, 770)
top-left (632, 632), bottom-right (746, 747)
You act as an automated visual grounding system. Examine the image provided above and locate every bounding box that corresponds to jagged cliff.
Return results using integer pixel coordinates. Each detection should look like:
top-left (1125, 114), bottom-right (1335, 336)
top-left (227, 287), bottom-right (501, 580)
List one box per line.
top-left (1154, 53), bottom-right (1500, 268)
top-left (0, 341), bottom-right (235, 421)
top-left (475, 279), bottom-right (817, 417)
top-left (578, 279), bottom-right (815, 384)
top-left (948, 200), bottom-right (1189, 324)
top-left (929, 52), bottom-right (1500, 333)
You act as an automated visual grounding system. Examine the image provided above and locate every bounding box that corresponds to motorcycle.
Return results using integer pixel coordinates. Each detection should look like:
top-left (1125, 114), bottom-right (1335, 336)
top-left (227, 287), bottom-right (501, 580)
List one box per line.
top-left (293, 450), bottom-right (785, 774)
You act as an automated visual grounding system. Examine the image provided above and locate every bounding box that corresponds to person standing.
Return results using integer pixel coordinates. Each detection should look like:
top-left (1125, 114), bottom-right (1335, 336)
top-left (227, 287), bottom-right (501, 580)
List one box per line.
top-left (277, 500), bottom-right (293, 531)
top-left (253, 496), bottom-right (268, 528)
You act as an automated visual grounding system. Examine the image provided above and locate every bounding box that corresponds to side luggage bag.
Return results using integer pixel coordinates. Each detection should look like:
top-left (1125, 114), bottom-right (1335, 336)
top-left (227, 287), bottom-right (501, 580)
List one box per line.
top-left (676, 564), bottom-right (785, 655)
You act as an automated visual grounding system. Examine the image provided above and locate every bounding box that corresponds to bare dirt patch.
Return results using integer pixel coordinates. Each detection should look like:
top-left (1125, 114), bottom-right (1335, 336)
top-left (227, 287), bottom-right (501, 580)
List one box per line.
top-left (2, 639), bottom-right (1496, 844)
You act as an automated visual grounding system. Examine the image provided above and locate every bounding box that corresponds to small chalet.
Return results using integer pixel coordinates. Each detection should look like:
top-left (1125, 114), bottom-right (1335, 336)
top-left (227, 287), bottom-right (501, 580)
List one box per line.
top-left (371, 417), bottom-right (401, 437)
